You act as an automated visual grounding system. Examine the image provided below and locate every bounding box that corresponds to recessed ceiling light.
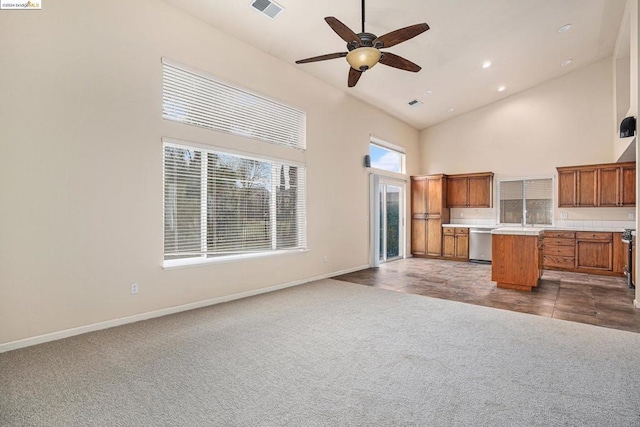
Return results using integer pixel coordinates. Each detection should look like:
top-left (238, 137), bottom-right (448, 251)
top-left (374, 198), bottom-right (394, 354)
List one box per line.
top-left (448, 107), bottom-right (455, 112)
top-left (424, 90), bottom-right (432, 96)
top-left (498, 85), bottom-right (506, 92)
top-left (482, 61), bottom-right (492, 69)
top-left (558, 24), bottom-right (572, 33)
top-left (561, 59), bottom-right (573, 67)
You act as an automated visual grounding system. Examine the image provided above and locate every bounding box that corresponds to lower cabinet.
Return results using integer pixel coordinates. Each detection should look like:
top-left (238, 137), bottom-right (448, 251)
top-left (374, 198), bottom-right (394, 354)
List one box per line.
top-left (542, 230), bottom-right (624, 276)
top-left (542, 231), bottom-right (575, 269)
top-left (443, 227), bottom-right (469, 259)
top-left (575, 232), bottom-right (612, 271)
top-left (411, 217), bottom-right (444, 257)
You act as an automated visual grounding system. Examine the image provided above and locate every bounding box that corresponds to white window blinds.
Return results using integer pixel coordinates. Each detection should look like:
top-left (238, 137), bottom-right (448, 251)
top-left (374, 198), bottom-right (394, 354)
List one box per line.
top-left (164, 142), bottom-right (307, 261)
top-left (162, 59), bottom-right (306, 150)
top-left (499, 178), bottom-right (553, 225)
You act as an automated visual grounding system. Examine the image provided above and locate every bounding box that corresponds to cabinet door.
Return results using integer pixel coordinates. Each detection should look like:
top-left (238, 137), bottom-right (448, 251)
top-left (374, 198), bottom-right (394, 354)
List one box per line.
top-left (598, 167), bottom-right (620, 207)
top-left (455, 234), bottom-right (469, 259)
top-left (442, 233), bottom-right (455, 257)
top-left (468, 175), bottom-right (492, 207)
top-left (621, 166), bottom-right (636, 206)
top-left (576, 240), bottom-right (613, 271)
top-left (446, 177), bottom-right (468, 208)
top-left (411, 219), bottom-right (426, 255)
top-left (427, 177), bottom-right (444, 215)
top-left (411, 178), bottom-right (427, 215)
top-left (612, 233), bottom-right (624, 274)
top-left (576, 169), bottom-right (597, 207)
top-left (557, 170), bottom-right (577, 207)
top-left (426, 217), bottom-right (443, 256)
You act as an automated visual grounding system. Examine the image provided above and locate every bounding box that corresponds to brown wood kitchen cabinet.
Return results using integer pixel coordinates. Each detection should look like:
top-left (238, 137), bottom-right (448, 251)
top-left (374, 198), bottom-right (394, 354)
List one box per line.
top-left (575, 232), bottom-right (613, 272)
top-left (411, 175), bottom-right (450, 257)
top-left (542, 230), bottom-right (576, 270)
top-left (446, 172), bottom-right (493, 208)
top-left (557, 162), bottom-right (635, 207)
top-left (442, 227), bottom-right (469, 259)
top-left (541, 230), bottom-right (624, 277)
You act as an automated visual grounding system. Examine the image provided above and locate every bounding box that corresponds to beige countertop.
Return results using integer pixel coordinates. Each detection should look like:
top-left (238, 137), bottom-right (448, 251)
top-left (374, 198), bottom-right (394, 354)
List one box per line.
top-left (491, 227), bottom-right (545, 236)
top-left (443, 224), bottom-right (628, 233)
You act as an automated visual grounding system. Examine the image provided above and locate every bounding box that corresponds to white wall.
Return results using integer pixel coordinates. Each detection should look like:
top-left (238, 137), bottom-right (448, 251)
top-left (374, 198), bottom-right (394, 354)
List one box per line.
top-left (419, 58), bottom-right (635, 222)
top-left (0, 0), bottom-right (419, 346)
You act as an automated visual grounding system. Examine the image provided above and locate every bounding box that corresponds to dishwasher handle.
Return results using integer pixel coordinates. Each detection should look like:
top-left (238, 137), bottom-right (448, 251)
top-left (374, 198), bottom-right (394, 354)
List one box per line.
top-left (469, 229), bottom-right (493, 234)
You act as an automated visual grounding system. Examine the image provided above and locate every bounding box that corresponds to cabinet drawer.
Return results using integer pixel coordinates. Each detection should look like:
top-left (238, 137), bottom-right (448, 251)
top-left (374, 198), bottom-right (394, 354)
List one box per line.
top-left (544, 238), bottom-right (575, 247)
top-left (544, 231), bottom-right (576, 239)
top-left (443, 227), bottom-right (454, 235)
top-left (543, 255), bottom-right (575, 269)
top-left (575, 232), bottom-right (612, 241)
top-left (454, 227), bottom-right (469, 235)
top-left (543, 246), bottom-right (575, 257)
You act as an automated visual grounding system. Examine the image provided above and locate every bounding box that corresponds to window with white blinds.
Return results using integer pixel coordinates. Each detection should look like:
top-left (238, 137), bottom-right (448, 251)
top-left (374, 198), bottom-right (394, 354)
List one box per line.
top-left (163, 142), bottom-right (307, 263)
top-left (162, 59), bottom-right (306, 150)
top-left (498, 178), bottom-right (553, 225)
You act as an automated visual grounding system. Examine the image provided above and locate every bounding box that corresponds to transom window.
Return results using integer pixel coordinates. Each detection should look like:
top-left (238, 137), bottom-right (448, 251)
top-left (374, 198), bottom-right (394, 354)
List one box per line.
top-left (498, 178), bottom-right (553, 225)
top-left (162, 58), bottom-right (306, 150)
top-left (369, 138), bottom-right (405, 174)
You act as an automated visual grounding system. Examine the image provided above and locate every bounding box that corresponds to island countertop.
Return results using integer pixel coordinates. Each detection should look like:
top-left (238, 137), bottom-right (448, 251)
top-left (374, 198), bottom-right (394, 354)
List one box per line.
top-left (491, 227), bottom-right (544, 236)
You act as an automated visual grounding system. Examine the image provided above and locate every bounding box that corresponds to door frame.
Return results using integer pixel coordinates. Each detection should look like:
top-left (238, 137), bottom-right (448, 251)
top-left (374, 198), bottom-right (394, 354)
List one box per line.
top-left (370, 174), bottom-right (407, 267)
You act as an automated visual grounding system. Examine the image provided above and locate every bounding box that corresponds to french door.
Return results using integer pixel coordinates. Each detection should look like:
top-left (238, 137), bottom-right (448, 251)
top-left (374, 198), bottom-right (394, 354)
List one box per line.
top-left (371, 175), bottom-right (406, 266)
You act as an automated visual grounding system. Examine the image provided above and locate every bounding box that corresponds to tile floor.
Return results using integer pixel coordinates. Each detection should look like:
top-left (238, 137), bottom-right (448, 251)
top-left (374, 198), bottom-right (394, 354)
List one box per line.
top-left (334, 258), bottom-right (640, 333)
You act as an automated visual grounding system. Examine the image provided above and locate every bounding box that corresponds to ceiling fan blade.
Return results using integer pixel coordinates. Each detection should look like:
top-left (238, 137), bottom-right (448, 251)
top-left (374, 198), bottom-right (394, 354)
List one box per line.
top-left (374, 23), bottom-right (430, 48)
top-left (325, 16), bottom-right (361, 46)
top-left (296, 52), bottom-right (348, 64)
top-left (379, 52), bottom-right (421, 72)
top-left (348, 68), bottom-right (362, 87)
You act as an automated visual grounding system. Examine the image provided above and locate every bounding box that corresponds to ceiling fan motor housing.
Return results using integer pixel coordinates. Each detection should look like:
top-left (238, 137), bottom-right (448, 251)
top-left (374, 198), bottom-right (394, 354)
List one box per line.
top-left (348, 32), bottom-right (377, 50)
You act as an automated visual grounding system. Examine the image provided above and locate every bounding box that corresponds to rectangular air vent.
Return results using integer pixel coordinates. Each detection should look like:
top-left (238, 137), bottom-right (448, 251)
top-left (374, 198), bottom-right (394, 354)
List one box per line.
top-left (408, 99), bottom-right (423, 107)
top-left (251, 0), bottom-right (284, 19)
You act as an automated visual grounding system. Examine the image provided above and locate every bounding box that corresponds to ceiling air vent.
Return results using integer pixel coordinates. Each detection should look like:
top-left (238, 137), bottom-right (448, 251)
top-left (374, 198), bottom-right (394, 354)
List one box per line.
top-left (408, 99), bottom-right (423, 107)
top-left (251, 0), bottom-right (284, 19)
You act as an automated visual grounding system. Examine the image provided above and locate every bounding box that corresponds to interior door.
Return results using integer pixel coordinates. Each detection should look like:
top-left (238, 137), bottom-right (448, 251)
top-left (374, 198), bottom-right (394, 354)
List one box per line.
top-left (371, 175), bottom-right (406, 266)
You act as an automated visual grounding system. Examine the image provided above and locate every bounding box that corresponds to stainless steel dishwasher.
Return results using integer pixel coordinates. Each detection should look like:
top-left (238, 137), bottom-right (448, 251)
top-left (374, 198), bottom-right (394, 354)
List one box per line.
top-left (469, 228), bottom-right (493, 263)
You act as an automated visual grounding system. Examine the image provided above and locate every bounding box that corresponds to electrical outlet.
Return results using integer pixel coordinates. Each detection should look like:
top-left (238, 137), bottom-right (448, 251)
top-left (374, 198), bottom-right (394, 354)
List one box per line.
top-left (459, 212), bottom-right (464, 218)
top-left (628, 212), bottom-right (635, 220)
top-left (323, 255), bottom-right (328, 263)
top-left (130, 283), bottom-right (139, 294)
top-left (560, 212), bottom-right (568, 219)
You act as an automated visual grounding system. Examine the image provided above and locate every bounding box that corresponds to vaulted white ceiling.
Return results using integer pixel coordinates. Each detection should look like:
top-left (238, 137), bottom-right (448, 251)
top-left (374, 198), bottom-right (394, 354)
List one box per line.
top-left (163, 0), bottom-right (627, 130)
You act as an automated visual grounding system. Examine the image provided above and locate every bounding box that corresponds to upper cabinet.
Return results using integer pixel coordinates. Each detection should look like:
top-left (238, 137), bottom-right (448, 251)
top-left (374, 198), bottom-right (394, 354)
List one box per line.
top-left (446, 172), bottom-right (494, 208)
top-left (557, 162), bottom-right (635, 207)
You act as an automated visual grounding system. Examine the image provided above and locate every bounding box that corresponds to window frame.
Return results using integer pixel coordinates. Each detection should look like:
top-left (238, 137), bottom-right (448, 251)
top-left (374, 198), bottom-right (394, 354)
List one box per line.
top-left (162, 138), bottom-right (307, 269)
top-left (369, 136), bottom-right (406, 175)
top-left (497, 176), bottom-right (555, 226)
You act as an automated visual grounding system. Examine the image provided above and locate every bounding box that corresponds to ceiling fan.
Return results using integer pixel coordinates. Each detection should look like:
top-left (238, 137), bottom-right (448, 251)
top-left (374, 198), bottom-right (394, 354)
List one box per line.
top-left (295, 0), bottom-right (429, 88)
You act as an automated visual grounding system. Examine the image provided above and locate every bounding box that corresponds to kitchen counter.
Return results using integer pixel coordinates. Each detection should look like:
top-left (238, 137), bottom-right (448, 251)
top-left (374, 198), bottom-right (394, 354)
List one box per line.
top-left (492, 226), bottom-right (544, 235)
top-left (491, 232), bottom-right (542, 291)
top-left (443, 224), bottom-right (629, 233)
top-left (442, 224), bottom-right (497, 228)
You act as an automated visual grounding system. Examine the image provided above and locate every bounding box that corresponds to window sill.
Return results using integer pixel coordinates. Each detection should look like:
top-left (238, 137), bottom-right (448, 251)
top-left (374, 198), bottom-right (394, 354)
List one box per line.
top-left (163, 248), bottom-right (309, 270)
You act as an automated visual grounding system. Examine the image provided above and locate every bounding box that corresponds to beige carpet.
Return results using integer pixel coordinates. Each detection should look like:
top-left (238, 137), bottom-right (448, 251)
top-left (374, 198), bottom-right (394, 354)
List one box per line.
top-left (2, 279), bottom-right (640, 426)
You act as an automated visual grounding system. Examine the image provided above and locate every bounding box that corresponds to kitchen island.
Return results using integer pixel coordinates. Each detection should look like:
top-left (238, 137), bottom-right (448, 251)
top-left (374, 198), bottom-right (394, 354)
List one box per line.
top-left (491, 227), bottom-right (543, 291)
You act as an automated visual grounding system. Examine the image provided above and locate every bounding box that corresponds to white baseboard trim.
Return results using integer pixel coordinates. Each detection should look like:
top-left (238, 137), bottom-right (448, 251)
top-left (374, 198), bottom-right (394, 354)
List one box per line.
top-left (635, 299), bottom-right (640, 309)
top-left (0, 265), bottom-right (369, 354)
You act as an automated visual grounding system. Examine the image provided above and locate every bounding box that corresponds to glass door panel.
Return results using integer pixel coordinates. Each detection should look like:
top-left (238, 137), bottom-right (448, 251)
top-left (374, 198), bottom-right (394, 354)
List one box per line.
top-left (372, 175), bottom-right (405, 266)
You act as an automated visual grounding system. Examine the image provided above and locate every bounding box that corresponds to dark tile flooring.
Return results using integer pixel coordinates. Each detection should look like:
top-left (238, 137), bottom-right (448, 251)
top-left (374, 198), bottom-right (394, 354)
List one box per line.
top-left (334, 258), bottom-right (640, 333)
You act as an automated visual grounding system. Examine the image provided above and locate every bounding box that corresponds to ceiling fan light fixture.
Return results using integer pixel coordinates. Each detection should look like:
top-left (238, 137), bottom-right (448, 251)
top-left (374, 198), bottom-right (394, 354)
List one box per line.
top-left (346, 47), bottom-right (381, 71)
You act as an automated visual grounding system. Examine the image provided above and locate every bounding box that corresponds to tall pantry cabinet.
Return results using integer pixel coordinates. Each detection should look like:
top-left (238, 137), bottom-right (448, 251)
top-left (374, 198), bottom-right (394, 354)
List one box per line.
top-left (411, 175), bottom-right (450, 257)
